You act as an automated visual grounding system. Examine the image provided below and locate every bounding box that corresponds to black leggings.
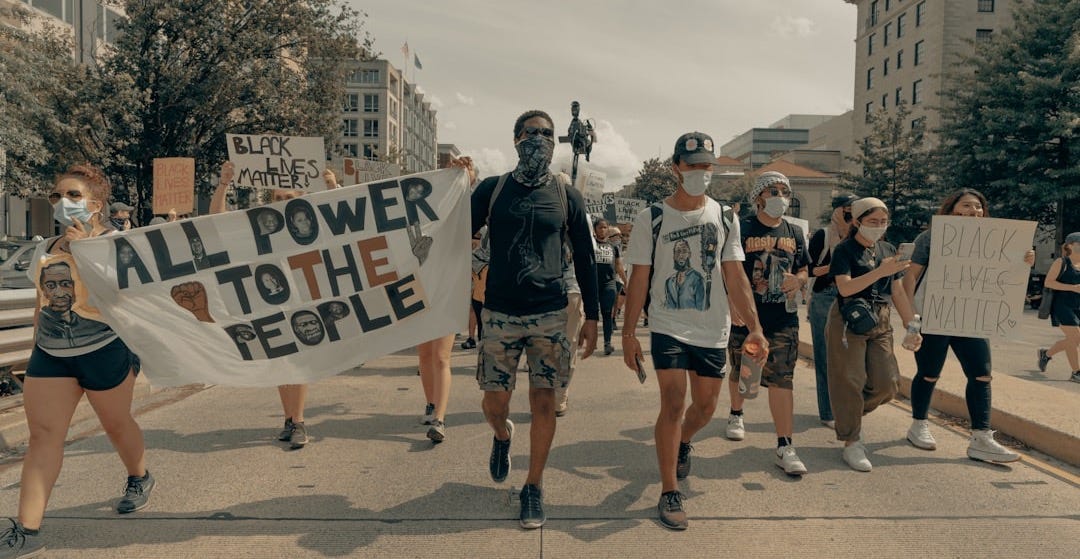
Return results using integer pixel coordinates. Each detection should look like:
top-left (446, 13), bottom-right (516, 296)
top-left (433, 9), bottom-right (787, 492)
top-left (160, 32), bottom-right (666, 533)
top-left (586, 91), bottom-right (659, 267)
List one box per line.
top-left (471, 299), bottom-right (484, 340)
top-left (911, 334), bottom-right (992, 430)
top-left (599, 284), bottom-right (618, 345)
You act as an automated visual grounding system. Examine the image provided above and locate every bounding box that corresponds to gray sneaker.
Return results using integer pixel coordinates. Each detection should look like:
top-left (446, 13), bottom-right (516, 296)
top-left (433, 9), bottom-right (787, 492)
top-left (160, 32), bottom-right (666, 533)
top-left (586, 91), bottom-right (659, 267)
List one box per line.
top-left (426, 420), bottom-right (446, 443)
top-left (657, 491), bottom-right (688, 530)
top-left (117, 471), bottom-right (155, 514)
top-left (1037, 348), bottom-right (1051, 372)
top-left (277, 418), bottom-right (295, 441)
top-left (289, 422), bottom-right (309, 449)
top-left (0, 519), bottom-right (44, 559)
top-left (1071, 371), bottom-right (1080, 383)
top-left (676, 442), bottom-right (693, 480)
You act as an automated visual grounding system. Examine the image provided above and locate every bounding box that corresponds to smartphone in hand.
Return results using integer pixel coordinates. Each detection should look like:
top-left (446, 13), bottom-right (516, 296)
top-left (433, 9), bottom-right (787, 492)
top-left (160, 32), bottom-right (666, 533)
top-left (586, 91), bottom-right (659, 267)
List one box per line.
top-left (635, 354), bottom-right (647, 384)
top-left (897, 242), bottom-right (915, 262)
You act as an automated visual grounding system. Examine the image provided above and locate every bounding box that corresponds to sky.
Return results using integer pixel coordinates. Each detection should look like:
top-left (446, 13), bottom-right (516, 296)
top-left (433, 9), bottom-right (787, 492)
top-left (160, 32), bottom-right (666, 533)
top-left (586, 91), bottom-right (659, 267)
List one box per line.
top-left (349, 0), bottom-right (857, 189)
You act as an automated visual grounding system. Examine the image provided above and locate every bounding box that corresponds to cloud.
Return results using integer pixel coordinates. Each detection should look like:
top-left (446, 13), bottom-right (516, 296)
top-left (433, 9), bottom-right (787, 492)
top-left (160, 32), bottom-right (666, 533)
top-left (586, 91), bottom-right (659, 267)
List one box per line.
top-left (455, 92), bottom-right (475, 106)
top-left (468, 147), bottom-right (512, 179)
top-left (770, 16), bottom-right (818, 38)
top-left (427, 94), bottom-right (444, 109)
top-left (551, 119), bottom-right (641, 192)
top-left (442, 121), bottom-right (457, 130)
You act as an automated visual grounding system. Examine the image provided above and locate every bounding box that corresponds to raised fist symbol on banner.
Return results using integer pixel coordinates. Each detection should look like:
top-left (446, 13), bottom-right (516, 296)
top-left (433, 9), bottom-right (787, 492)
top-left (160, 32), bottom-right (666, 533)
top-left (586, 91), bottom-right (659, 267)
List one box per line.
top-left (171, 281), bottom-right (215, 323)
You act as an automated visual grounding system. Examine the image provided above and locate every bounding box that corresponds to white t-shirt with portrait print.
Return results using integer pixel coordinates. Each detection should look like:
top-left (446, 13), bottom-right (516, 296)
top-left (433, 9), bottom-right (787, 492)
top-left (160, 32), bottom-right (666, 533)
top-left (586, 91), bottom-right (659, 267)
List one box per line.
top-left (626, 198), bottom-right (745, 349)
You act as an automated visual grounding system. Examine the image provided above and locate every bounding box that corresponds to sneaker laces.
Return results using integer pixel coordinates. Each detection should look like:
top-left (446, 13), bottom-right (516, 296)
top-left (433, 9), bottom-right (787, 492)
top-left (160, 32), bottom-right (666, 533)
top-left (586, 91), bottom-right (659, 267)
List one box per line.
top-left (124, 476), bottom-right (146, 499)
top-left (662, 491), bottom-right (683, 511)
top-left (678, 443), bottom-right (693, 462)
top-left (521, 487), bottom-right (543, 516)
top-left (0, 519), bottom-right (29, 549)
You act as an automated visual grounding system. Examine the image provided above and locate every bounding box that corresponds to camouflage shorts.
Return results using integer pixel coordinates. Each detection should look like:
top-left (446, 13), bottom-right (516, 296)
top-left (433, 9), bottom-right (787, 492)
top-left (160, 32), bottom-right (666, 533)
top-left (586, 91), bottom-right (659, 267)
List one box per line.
top-left (727, 324), bottom-right (799, 390)
top-left (476, 308), bottom-right (572, 391)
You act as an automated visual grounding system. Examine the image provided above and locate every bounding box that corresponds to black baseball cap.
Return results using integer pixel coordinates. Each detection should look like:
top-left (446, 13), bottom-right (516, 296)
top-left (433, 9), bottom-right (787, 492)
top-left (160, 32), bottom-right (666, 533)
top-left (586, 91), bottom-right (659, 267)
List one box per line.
top-left (673, 132), bottom-right (716, 165)
top-left (832, 194), bottom-right (858, 209)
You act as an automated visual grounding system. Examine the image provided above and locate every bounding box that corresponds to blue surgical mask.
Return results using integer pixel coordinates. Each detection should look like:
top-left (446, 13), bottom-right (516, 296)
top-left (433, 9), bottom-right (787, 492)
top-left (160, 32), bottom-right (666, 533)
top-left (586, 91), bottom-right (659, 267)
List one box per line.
top-left (53, 197), bottom-right (93, 228)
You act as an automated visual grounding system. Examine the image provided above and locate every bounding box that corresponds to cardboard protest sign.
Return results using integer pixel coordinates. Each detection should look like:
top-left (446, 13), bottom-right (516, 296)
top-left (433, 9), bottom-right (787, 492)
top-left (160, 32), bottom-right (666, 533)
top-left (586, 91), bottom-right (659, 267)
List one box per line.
top-left (71, 168), bottom-right (471, 387)
top-left (919, 216), bottom-right (1036, 338)
top-left (226, 134), bottom-right (327, 191)
top-left (614, 198), bottom-right (647, 224)
top-left (342, 157), bottom-right (399, 186)
top-left (577, 168), bottom-right (606, 202)
top-left (152, 158), bottom-right (196, 215)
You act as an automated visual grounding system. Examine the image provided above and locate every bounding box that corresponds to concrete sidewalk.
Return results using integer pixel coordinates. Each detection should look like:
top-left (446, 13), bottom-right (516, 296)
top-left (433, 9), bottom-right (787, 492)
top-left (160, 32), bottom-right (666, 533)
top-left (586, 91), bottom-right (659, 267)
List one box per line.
top-left (0, 334), bottom-right (1076, 558)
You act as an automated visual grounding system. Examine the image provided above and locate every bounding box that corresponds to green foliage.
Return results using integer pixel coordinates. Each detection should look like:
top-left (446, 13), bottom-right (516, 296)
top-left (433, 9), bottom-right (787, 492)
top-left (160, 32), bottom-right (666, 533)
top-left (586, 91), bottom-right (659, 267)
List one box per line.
top-left (629, 157), bottom-right (678, 203)
top-left (842, 103), bottom-right (936, 242)
top-left (0, 6), bottom-right (95, 196)
top-left (936, 0), bottom-right (1080, 241)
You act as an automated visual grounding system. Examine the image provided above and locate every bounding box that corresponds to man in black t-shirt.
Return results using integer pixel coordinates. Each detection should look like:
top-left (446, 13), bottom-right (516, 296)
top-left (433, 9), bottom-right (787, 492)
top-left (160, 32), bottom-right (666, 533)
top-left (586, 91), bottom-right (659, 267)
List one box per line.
top-left (470, 110), bottom-right (599, 530)
top-left (726, 171), bottom-right (811, 475)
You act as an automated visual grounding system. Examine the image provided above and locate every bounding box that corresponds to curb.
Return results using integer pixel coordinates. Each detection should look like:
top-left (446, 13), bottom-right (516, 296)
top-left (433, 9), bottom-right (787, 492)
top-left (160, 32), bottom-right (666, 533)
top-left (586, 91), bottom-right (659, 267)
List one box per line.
top-left (796, 337), bottom-right (1080, 467)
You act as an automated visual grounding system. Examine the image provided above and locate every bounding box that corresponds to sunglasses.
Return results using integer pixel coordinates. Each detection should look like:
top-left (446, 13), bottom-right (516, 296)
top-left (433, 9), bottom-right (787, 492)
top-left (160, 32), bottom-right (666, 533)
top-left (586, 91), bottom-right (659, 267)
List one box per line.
top-left (521, 126), bottom-right (555, 138)
top-left (767, 187), bottom-right (792, 197)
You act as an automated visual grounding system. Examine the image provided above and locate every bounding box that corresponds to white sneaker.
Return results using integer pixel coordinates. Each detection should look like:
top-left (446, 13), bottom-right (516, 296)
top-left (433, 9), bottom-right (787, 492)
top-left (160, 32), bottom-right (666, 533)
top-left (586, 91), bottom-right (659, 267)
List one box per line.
top-left (775, 445), bottom-right (808, 475)
top-left (821, 419), bottom-right (836, 429)
top-left (968, 430), bottom-right (1020, 463)
top-left (843, 442), bottom-right (872, 472)
top-left (725, 414), bottom-right (746, 441)
top-left (906, 419), bottom-right (937, 450)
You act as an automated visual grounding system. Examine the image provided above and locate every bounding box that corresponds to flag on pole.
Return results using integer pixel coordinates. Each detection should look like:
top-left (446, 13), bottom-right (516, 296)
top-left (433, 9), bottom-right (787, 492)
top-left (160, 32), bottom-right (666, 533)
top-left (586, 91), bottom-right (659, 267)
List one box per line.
top-left (401, 42), bottom-right (409, 57)
top-left (414, 53), bottom-right (423, 70)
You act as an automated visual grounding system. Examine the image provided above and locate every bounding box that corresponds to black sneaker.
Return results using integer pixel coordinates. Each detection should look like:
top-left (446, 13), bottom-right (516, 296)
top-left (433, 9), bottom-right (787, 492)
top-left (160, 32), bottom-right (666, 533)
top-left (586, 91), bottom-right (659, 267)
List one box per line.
top-left (427, 420), bottom-right (446, 443)
top-left (657, 490), bottom-right (688, 530)
top-left (277, 418), bottom-right (295, 441)
top-left (676, 442), bottom-right (693, 480)
top-left (1038, 348), bottom-right (1051, 372)
top-left (519, 484), bottom-right (545, 529)
top-left (1071, 371), bottom-right (1080, 383)
top-left (461, 337), bottom-right (476, 350)
top-left (116, 471), bottom-right (155, 514)
top-left (489, 419), bottom-right (514, 483)
top-left (604, 344), bottom-right (614, 355)
top-left (289, 422), bottom-right (309, 449)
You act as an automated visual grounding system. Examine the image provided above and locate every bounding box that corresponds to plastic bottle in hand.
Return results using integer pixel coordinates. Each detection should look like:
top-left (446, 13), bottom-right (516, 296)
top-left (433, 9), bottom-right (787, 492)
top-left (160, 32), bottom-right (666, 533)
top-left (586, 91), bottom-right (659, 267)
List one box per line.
top-left (739, 341), bottom-right (765, 399)
top-left (785, 291), bottom-right (799, 313)
top-left (902, 314), bottom-right (922, 351)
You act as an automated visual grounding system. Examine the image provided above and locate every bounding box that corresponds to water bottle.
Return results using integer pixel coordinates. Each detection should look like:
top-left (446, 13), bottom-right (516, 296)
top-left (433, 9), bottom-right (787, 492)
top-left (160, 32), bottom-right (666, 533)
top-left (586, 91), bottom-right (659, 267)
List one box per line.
top-left (785, 290), bottom-right (799, 313)
top-left (738, 341), bottom-right (765, 399)
top-left (902, 314), bottom-right (922, 351)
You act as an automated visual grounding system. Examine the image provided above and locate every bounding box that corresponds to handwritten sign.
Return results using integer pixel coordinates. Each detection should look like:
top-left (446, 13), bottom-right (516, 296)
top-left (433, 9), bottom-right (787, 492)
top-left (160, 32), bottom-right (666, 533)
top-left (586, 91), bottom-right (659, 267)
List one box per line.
top-left (152, 158), bottom-right (196, 214)
top-left (70, 169), bottom-right (471, 387)
top-left (577, 168), bottom-right (606, 202)
top-left (226, 134), bottom-right (326, 191)
top-left (614, 197), bottom-right (647, 224)
top-left (920, 216), bottom-right (1036, 338)
top-left (342, 157), bottom-right (398, 186)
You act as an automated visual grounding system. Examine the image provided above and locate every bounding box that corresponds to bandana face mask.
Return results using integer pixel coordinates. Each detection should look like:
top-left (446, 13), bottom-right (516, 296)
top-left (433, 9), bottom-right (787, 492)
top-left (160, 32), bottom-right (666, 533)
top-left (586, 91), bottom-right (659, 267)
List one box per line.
top-left (512, 135), bottom-right (554, 186)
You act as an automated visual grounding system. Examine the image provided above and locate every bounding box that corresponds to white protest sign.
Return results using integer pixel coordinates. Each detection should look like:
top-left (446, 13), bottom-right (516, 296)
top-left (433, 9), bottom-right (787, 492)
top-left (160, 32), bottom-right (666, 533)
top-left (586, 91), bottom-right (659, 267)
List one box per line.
top-left (576, 168), bottom-right (606, 202)
top-left (920, 215), bottom-right (1036, 338)
top-left (614, 198), bottom-right (647, 224)
top-left (226, 134), bottom-right (327, 191)
top-left (782, 216), bottom-right (810, 248)
top-left (71, 169), bottom-right (471, 387)
top-left (342, 157), bottom-right (398, 186)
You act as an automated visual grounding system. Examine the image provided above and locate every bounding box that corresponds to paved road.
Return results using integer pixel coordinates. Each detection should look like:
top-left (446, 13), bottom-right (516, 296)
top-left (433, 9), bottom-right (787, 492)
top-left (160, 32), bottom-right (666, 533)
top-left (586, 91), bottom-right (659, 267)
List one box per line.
top-left (0, 335), bottom-right (1076, 558)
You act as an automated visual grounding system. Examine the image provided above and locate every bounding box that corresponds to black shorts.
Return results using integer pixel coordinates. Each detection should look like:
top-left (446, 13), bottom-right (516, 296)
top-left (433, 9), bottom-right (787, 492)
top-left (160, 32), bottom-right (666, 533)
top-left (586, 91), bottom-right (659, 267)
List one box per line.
top-left (1051, 301), bottom-right (1080, 327)
top-left (26, 338), bottom-right (139, 391)
top-left (650, 332), bottom-right (728, 379)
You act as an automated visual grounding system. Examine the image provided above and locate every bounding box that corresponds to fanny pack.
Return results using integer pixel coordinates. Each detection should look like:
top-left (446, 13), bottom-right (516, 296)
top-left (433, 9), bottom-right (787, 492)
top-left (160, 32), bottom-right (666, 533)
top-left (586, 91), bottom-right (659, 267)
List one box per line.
top-left (840, 298), bottom-right (878, 335)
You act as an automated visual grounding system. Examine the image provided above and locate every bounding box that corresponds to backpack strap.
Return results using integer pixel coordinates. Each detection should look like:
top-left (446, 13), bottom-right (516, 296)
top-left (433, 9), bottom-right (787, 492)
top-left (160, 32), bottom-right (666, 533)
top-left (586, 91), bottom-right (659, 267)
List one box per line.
top-left (648, 203), bottom-right (664, 265)
top-left (486, 172), bottom-right (511, 226)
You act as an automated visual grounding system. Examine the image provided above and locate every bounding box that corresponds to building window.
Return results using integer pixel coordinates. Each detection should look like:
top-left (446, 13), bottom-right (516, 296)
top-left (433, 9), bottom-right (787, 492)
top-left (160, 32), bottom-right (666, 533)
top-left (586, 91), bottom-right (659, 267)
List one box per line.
top-left (871, 1), bottom-right (880, 25)
top-left (363, 144), bottom-right (379, 161)
top-left (914, 40), bottom-right (924, 65)
top-left (978, 0), bottom-right (994, 12)
top-left (363, 94), bottom-right (379, 112)
top-left (29, 0), bottom-right (75, 24)
top-left (865, 101), bottom-right (875, 122)
top-left (884, 58), bottom-right (890, 76)
top-left (896, 87), bottom-right (903, 106)
top-left (356, 69), bottom-right (379, 84)
top-left (363, 119), bottom-right (379, 138)
top-left (343, 119), bottom-right (358, 137)
top-left (916, 2), bottom-right (926, 26)
top-left (912, 79), bottom-right (923, 105)
top-left (885, 0), bottom-right (891, 11)
top-left (867, 67), bottom-right (874, 90)
top-left (343, 93), bottom-right (359, 112)
top-left (340, 143), bottom-right (358, 157)
top-left (912, 117), bottom-right (926, 130)
top-left (868, 33), bottom-right (876, 55)
top-left (897, 49), bottom-right (904, 69)
top-left (976, 29), bottom-right (993, 43)
top-left (881, 94), bottom-right (888, 109)
top-left (884, 22), bottom-right (891, 46)
top-left (787, 196), bottom-right (802, 218)
top-left (897, 13), bottom-right (906, 37)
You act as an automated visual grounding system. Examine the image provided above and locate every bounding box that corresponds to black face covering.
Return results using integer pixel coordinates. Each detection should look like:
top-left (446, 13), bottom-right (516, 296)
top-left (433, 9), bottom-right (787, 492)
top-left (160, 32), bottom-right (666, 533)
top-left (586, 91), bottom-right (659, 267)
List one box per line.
top-left (843, 212), bottom-right (852, 223)
top-left (110, 218), bottom-right (129, 230)
top-left (511, 135), bottom-right (554, 187)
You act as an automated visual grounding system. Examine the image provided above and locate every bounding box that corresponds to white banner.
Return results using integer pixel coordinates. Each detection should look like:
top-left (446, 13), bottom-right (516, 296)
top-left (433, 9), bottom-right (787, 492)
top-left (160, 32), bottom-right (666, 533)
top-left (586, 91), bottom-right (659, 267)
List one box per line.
top-left (226, 133), bottom-right (327, 191)
top-left (71, 169), bottom-right (471, 387)
top-left (921, 215), bottom-right (1036, 338)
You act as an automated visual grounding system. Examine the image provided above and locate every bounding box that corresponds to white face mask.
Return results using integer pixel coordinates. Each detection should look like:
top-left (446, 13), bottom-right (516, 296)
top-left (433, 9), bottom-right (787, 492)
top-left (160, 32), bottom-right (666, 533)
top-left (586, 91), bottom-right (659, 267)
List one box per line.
top-left (679, 169), bottom-right (712, 196)
top-left (763, 196), bottom-right (790, 218)
top-left (859, 226), bottom-right (888, 243)
top-left (53, 197), bottom-right (94, 228)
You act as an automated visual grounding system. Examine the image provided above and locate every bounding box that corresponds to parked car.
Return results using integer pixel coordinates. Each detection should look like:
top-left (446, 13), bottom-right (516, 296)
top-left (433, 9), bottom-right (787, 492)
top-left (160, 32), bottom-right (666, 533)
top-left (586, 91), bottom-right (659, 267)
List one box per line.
top-left (0, 239), bottom-right (38, 289)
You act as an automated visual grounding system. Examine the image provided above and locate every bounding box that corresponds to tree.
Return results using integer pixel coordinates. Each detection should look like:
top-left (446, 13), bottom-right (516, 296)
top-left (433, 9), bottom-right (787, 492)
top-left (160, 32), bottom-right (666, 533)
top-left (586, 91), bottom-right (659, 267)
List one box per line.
top-left (936, 0), bottom-right (1080, 244)
top-left (842, 103), bottom-right (936, 242)
top-left (629, 157), bottom-right (678, 203)
top-left (86, 0), bottom-right (373, 220)
top-left (0, 6), bottom-right (96, 196)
